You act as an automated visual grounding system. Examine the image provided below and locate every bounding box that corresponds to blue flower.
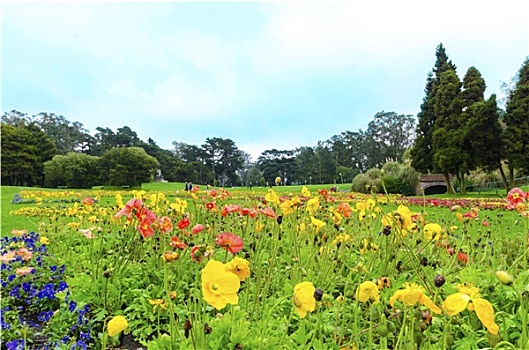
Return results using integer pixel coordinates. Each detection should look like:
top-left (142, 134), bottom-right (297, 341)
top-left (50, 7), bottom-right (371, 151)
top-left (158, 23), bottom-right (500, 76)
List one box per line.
top-left (71, 340), bottom-right (88, 350)
top-left (57, 281), bottom-right (68, 292)
top-left (68, 300), bottom-right (77, 312)
top-left (5, 339), bottom-right (25, 350)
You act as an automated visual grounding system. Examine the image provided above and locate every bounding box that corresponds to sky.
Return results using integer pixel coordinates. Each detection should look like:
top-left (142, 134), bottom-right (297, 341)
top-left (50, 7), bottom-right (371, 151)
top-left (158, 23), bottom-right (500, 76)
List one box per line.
top-left (2, 1), bottom-right (528, 161)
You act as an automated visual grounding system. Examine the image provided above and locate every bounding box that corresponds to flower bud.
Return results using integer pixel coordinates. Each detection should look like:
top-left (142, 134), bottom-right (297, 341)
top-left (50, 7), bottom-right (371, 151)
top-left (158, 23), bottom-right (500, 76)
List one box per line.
top-left (313, 288), bottom-right (324, 301)
top-left (495, 270), bottom-right (513, 285)
top-left (434, 274), bottom-right (446, 287)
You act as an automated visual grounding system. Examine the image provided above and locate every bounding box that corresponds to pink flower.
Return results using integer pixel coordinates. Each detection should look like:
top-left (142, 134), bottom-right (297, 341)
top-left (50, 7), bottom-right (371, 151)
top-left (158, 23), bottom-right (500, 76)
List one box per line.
top-left (79, 228), bottom-right (96, 239)
top-left (115, 198), bottom-right (143, 219)
top-left (16, 248), bottom-right (33, 261)
top-left (11, 229), bottom-right (28, 237)
top-left (191, 224), bottom-right (205, 235)
top-left (260, 207), bottom-right (276, 218)
top-left (0, 252), bottom-right (16, 263)
top-left (482, 220), bottom-right (490, 227)
top-left (215, 232), bottom-right (244, 254)
top-left (16, 267), bottom-right (34, 276)
top-left (507, 187), bottom-right (526, 209)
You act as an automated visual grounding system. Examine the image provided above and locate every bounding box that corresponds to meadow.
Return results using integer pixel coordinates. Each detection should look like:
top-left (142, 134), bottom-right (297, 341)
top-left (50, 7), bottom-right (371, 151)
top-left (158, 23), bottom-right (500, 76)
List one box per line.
top-left (1, 183), bottom-right (528, 349)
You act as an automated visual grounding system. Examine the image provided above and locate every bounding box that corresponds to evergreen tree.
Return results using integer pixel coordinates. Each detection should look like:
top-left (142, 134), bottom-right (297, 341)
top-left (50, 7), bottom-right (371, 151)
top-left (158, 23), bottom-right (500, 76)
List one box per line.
top-left (411, 43), bottom-right (457, 173)
top-left (503, 57), bottom-right (529, 182)
top-left (432, 69), bottom-right (464, 193)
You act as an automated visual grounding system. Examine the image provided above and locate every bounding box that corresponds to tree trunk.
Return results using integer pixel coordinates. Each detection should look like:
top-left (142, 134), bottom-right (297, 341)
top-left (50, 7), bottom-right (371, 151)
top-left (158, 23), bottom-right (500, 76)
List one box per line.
top-left (509, 166), bottom-right (515, 189)
top-left (499, 163), bottom-right (510, 192)
top-left (458, 172), bottom-right (466, 194)
top-left (444, 172), bottom-right (455, 194)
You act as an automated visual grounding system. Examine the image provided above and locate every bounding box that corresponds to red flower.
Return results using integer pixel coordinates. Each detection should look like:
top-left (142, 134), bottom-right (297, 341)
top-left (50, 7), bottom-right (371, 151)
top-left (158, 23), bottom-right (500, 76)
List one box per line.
top-left (157, 216), bottom-right (173, 233)
top-left (206, 202), bottom-right (216, 211)
top-left (177, 217), bottom-right (190, 230)
top-left (221, 204), bottom-right (242, 217)
top-left (457, 251), bottom-right (468, 264)
top-left (170, 236), bottom-right (188, 249)
top-left (481, 220), bottom-right (490, 227)
top-left (215, 232), bottom-right (243, 254)
top-left (191, 224), bottom-right (205, 235)
top-left (190, 245), bottom-right (205, 262)
top-left (208, 189), bottom-right (218, 197)
top-left (260, 207), bottom-right (276, 218)
top-left (241, 208), bottom-right (258, 218)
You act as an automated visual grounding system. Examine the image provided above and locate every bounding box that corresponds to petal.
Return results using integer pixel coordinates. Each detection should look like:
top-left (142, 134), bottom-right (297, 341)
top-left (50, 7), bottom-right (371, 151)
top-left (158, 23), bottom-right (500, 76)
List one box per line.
top-left (472, 298), bottom-right (499, 335)
top-left (389, 290), bottom-right (402, 307)
top-left (419, 294), bottom-right (442, 314)
top-left (443, 293), bottom-right (470, 316)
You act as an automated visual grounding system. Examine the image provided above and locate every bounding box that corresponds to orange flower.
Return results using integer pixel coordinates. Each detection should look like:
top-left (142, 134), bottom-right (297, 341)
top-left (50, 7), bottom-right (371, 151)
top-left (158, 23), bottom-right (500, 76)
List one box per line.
top-left (157, 216), bottom-right (173, 233)
top-left (82, 197), bottom-right (95, 206)
top-left (216, 232), bottom-right (244, 254)
top-left (170, 236), bottom-right (187, 250)
top-left (336, 202), bottom-right (352, 218)
top-left (114, 198), bottom-right (143, 219)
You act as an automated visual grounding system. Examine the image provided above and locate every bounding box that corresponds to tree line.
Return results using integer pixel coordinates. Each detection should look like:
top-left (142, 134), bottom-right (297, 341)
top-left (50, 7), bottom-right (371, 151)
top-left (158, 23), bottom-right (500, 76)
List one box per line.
top-left (2, 43), bottom-right (527, 191)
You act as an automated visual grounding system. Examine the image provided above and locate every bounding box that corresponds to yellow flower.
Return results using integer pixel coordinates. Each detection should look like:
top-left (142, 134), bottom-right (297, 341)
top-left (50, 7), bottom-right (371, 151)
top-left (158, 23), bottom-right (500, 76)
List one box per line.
top-left (148, 299), bottom-right (167, 312)
top-left (225, 257), bottom-right (250, 281)
top-left (162, 251), bottom-right (179, 262)
top-left (108, 315), bottom-right (128, 337)
top-left (359, 238), bottom-right (378, 254)
top-left (255, 222), bottom-right (264, 233)
top-left (310, 216), bottom-right (326, 232)
top-left (442, 283), bottom-right (499, 335)
top-left (280, 199), bottom-right (294, 216)
top-left (297, 222), bottom-right (306, 233)
top-left (423, 223), bottom-right (442, 240)
top-left (356, 281), bottom-right (380, 303)
top-left (39, 237), bottom-right (50, 245)
top-left (301, 186), bottom-right (311, 197)
top-left (293, 282), bottom-right (316, 318)
top-left (265, 189), bottom-right (280, 204)
top-left (390, 283), bottom-right (441, 314)
top-left (356, 202), bottom-right (366, 211)
top-left (366, 199), bottom-right (376, 211)
top-left (201, 260), bottom-right (240, 310)
top-left (306, 197), bottom-right (320, 215)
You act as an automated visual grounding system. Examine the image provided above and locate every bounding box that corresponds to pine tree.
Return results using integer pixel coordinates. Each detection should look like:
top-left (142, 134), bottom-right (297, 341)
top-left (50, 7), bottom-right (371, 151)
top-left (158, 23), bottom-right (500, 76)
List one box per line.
top-left (411, 43), bottom-right (457, 174)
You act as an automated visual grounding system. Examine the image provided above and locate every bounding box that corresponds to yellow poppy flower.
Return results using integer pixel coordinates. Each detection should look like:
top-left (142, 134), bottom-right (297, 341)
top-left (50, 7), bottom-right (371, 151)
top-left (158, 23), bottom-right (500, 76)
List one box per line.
top-left (301, 186), bottom-right (311, 197)
top-left (201, 260), bottom-right (240, 310)
top-left (265, 189), bottom-right (280, 204)
top-left (39, 237), bottom-right (50, 245)
top-left (306, 197), bottom-right (320, 215)
top-left (280, 199), bottom-right (294, 216)
top-left (293, 282), bottom-right (316, 318)
top-left (356, 281), bottom-right (380, 303)
top-left (390, 283), bottom-right (441, 314)
top-left (225, 257), bottom-right (250, 281)
top-left (108, 315), bottom-right (128, 337)
top-left (148, 299), bottom-right (167, 312)
top-left (423, 223), bottom-right (442, 240)
top-left (442, 283), bottom-right (499, 335)
top-left (310, 216), bottom-right (326, 232)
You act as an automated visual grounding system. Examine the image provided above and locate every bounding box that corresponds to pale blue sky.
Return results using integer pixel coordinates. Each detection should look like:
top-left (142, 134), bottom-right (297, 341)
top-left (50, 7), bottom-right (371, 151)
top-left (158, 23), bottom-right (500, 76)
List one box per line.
top-left (2, 1), bottom-right (528, 160)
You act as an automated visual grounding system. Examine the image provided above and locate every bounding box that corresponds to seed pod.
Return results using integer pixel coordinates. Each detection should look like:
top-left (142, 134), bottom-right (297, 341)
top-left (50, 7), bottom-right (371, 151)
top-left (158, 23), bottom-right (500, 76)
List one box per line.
top-left (313, 288), bottom-right (324, 301)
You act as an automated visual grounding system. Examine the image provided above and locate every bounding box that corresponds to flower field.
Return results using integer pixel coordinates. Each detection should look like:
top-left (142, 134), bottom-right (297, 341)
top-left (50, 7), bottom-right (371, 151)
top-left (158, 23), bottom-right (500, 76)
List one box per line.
top-left (1, 185), bottom-right (528, 349)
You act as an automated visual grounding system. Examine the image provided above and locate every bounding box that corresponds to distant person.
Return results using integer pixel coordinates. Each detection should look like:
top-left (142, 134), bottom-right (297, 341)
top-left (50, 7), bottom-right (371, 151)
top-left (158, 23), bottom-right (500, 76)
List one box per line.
top-left (185, 181), bottom-right (190, 191)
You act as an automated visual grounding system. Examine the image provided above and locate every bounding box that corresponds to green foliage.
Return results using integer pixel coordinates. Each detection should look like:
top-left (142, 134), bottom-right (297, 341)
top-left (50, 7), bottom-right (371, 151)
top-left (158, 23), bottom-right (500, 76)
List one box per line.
top-left (99, 147), bottom-right (158, 187)
top-left (503, 57), bottom-right (529, 175)
top-left (43, 152), bottom-right (101, 188)
top-left (1, 122), bottom-right (57, 186)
